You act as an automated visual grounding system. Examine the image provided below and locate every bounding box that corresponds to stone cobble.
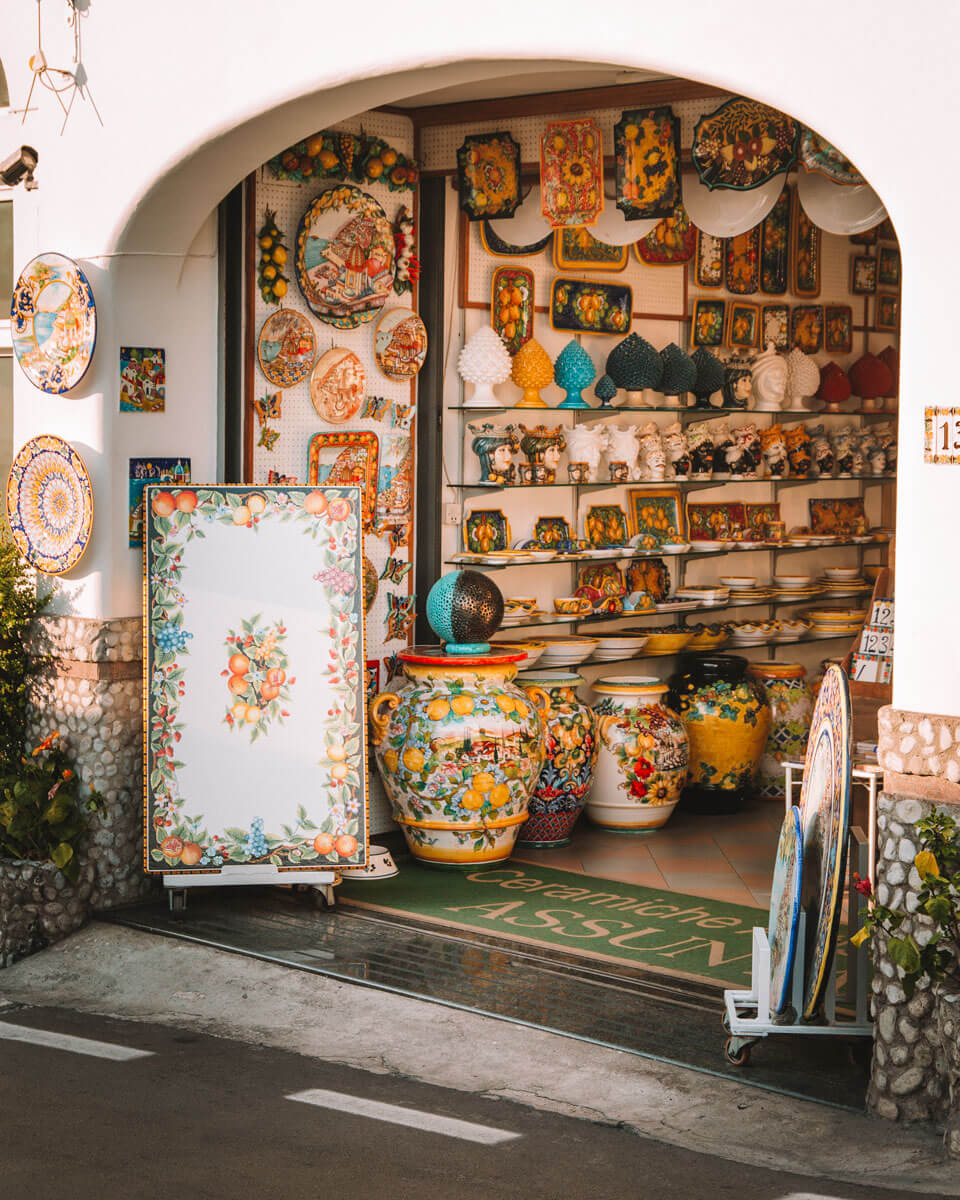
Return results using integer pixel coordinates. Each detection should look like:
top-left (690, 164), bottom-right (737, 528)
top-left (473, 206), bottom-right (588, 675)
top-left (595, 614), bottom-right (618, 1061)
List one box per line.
top-left (0, 858), bottom-right (94, 967)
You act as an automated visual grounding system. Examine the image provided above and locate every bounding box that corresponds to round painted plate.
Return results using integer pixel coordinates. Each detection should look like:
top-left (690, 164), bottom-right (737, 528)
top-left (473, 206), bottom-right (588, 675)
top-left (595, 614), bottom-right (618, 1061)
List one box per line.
top-left (798, 664), bottom-right (852, 1020)
top-left (295, 184), bottom-right (395, 328)
top-left (768, 806), bottom-right (803, 1015)
top-left (257, 308), bottom-right (316, 387)
top-left (692, 97), bottom-right (798, 192)
top-left (6, 434), bottom-right (93, 575)
top-left (11, 253), bottom-right (97, 393)
top-left (374, 308), bottom-right (428, 381)
top-left (309, 348), bottom-right (365, 423)
top-left (799, 127), bottom-right (865, 186)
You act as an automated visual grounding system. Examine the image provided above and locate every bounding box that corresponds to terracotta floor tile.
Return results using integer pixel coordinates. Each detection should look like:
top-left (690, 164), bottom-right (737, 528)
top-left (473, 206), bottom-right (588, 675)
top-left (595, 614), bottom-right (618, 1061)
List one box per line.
top-left (512, 848), bottom-right (586, 872)
top-left (734, 871), bottom-right (776, 891)
top-left (719, 854), bottom-right (777, 875)
top-left (582, 864), bottom-right (670, 889)
top-left (751, 891), bottom-right (773, 908)
top-left (658, 876), bottom-right (762, 907)
top-left (651, 856), bottom-right (735, 877)
top-left (711, 830), bottom-right (781, 849)
top-left (648, 841), bottom-right (732, 861)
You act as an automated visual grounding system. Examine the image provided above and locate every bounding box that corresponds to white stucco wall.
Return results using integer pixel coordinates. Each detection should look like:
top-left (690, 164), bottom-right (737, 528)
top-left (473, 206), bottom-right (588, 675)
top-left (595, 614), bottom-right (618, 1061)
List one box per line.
top-left (3, 0), bottom-right (956, 713)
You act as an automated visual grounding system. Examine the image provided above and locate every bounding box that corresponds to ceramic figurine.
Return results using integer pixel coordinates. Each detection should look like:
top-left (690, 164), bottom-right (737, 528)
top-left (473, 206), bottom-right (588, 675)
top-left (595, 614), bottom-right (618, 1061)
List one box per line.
top-left (564, 422), bottom-right (609, 483)
top-left (728, 423), bottom-right (761, 478)
top-left (711, 422), bottom-right (734, 480)
top-left (458, 326), bottom-right (511, 407)
top-left (751, 342), bottom-right (788, 412)
top-left (809, 426), bottom-right (834, 477)
top-left (604, 423), bottom-right (642, 482)
top-left (637, 422), bottom-right (666, 481)
top-left (874, 422), bottom-right (897, 471)
top-left (511, 339), bottom-right (554, 408)
top-left (594, 373), bottom-right (617, 409)
top-left (690, 346), bottom-right (725, 409)
top-left (606, 333), bottom-right (662, 407)
top-left (553, 339), bottom-right (596, 409)
top-left (747, 662), bottom-right (814, 798)
top-left (468, 422), bottom-right (520, 485)
top-left (659, 343), bottom-right (696, 408)
top-left (515, 423), bottom-right (566, 484)
top-left (662, 422), bottom-right (690, 480)
top-left (721, 356), bottom-right (753, 410)
top-left (850, 441), bottom-right (865, 477)
top-left (831, 426), bottom-right (855, 477)
top-left (785, 347), bottom-right (820, 410)
top-left (687, 425), bottom-right (715, 480)
top-left (816, 361), bottom-right (852, 414)
top-left (760, 424), bottom-right (788, 477)
top-left (784, 424), bottom-right (813, 477)
top-left (869, 444), bottom-right (887, 476)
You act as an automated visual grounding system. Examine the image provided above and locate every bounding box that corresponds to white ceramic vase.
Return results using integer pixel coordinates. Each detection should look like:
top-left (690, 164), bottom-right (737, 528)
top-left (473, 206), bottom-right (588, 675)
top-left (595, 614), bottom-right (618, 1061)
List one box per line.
top-left (565, 423), bottom-right (609, 483)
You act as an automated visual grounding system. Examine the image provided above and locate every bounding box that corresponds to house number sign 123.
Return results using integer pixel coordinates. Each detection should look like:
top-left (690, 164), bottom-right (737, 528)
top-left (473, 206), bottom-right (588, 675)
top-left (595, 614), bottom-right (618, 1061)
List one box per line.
top-left (925, 407), bottom-right (960, 464)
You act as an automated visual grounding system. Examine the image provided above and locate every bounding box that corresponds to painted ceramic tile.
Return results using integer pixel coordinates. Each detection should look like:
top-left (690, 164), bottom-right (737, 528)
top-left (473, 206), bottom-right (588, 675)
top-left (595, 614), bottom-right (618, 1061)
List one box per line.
top-left (627, 488), bottom-right (684, 546)
top-left (760, 187), bottom-right (791, 295)
top-left (636, 205), bottom-right (696, 265)
top-left (129, 457), bottom-right (191, 548)
top-left (692, 98), bottom-right (798, 191)
top-left (875, 292), bottom-right (900, 333)
top-left (385, 591), bottom-right (416, 642)
top-left (613, 106), bottom-right (681, 220)
top-left (375, 440), bottom-right (413, 529)
top-left (696, 231), bottom-right (725, 288)
top-left (792, 206), bottom-right (821, 298)
top-left (5, 435), bottom-right (93, 576)
top-left (480, 221), bottom-right (553, 258)
top-left (374, 308), bottom-right (428, 381)
top-left (307, 431), bottom-right (379, 530)
top-left (533, 515), bottom-right (573, 548)
top-left (745, 501), bottom-right (781, 537)
top-left (624, 556), bottom-right (670, 602)
top-left (809, 497), bottom-right (866, 534)
top-left (491, 267), bottom-right (535, 354)
top-left (686, 501), bottom-right (747, 540)
top-left (11, 253), bottom-right (97, 394)
top-left (253, 392), bottom-right (282, 427)
top-left (799, 128), bottom-right (864, 185)
top-left (257, 309), bottom-right (316, 388)
top-left (878, 246), bottom-right (901, 288)
top-left (143, 484), bottom-right (369, 873)
top-left (692, 299), bottom-right (726, 348)
top-left (850, 255), bottom-right (877, 295)
top-left (554, 227), bottom-right (628, 272)
top-left (295, 184), bottom-right (395, 328)
top-left (120, 347), bottom-right (165, 413)
top-left (457, 132), bottom-right (521, 221)
top-left (550, 278), bottom-right (632, 336)
top-left (540, 118), bottom-right (604, 228)
top-left (725, 228), bottom-right (761, 295)
top-left (465, 509), bottom-right (510, 553)
top-left (824, 305), bottom-right (853, 354)
top-left (584, 504), bottom-right (629, 548)
top-left (791, 305), bottom-right (824, 353)
top-left (728, 302), bottom-right (760, 349)
top-left (761, 304), bottom-right (790, 350)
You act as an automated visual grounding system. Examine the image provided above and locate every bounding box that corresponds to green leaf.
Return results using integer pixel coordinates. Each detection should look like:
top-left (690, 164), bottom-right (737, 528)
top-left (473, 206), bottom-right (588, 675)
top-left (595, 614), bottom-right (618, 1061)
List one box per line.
top-left (924, 896), bottom-right (954, 923)
top-left (888, 936), bottom-right (922, 974)
top-left (51, 842), bottom-right (74, 869)
top-left (269, 853), bottom-right (282, 867)
top-left (150, 849), bottom-right (165, 863)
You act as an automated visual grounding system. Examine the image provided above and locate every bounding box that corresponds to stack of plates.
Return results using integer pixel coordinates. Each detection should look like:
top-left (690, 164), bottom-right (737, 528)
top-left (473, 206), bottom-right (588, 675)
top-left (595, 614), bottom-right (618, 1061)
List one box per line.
top-left (691, 540), bottom-right (732, 552)
top-left (655, 598), bottom-right (703, 612)
top-left (817, 574), bottom-right (870, 598)
top-left (500, 610), bottom-right (549, 625)
top-left (661, 542), bottom-right (691, 554)
top-left (723, 577), bottom-right (776, 603)
top-left (675, 584), bottom-right (731, 606)
top-left (589, 634), bottom-right (650, 661)
top-left (770, 618), bottom-right (811, 643)
top-left (536, 635), bottom-right (600, 667)
top-left (728, 620), bottom-right (776, 646)
top-left (804, 606), bottom-right (867, 637)
top-left (771, 573), bottom-right (823, 602)
top-left (490, 639), bottom-right (547, 667)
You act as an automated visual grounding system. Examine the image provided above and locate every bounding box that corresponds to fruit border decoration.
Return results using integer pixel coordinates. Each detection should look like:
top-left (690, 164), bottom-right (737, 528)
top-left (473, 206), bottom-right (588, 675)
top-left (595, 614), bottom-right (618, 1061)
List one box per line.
top-left (256, 209), bottom-right (290, 304)
top-left (144, 484), bottom-right (367, 872)
top-left (268, 129), bottom-right (419, 190)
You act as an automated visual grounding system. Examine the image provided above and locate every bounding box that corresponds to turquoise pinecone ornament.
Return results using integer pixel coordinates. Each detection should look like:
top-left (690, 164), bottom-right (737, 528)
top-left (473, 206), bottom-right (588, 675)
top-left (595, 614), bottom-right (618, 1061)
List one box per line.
top-left (659, 343), bottom-right (697, 396)
top-left (605, 333), bottom-right (662, 403)
top-left (594, 373), bottom-right (617, 408)
top-left (425, 569), bottom-right (504, 655)
top-left (691, 346), bottom-right (725, 406)
top-left (554, 339), bottom-right (596, 409)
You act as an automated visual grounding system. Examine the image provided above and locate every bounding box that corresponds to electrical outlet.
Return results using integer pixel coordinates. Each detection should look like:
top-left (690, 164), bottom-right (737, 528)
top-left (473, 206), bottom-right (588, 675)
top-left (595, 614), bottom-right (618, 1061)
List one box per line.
top-left (444, 503), bottom-right (462, 526)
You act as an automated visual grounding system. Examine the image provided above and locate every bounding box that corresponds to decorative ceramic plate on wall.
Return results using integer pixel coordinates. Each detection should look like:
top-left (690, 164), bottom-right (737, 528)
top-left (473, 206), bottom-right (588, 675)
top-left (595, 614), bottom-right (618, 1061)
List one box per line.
top-left (457, 131), bottom-right (521, 220)
top-left (6, 434), bottom-right (93, 575)
top-left (768, 806), bottom-right (803, 1014)
top-left (309, 348), bottom-right (365, 423)
top-left (257, 308), bottom-right (316, 387)
top-left (692, 97), bottom-right (798, 191)
top-left (374, 308), bottom-right (428, 381)
top-left (480, 220), bottom-right (553, 258)
top-left (798, 128), bottom-right (865, 186)
top-left (11, 253), bottom-right (97, 393)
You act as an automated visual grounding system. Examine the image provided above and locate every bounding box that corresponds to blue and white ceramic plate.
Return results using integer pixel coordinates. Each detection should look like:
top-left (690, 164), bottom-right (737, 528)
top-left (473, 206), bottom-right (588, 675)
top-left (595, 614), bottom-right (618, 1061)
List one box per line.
top-left (11, 253), bottom-right (97, 393)
top-left (6, 434), bottom-right (94, 575)
top-left (768, 806), bottom-right (803, 1015)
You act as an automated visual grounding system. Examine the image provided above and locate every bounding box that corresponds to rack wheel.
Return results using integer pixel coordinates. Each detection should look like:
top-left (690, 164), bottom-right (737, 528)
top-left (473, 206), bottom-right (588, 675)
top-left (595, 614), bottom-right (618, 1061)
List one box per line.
top-left (724, 1036), bottom-right (752, 1067)
top-left (312, 884), bottom-right (336, 910)
top-left (168, 889), bottom-right (188, 917)
top-left (721, 1011), bottom-right (731, 1034)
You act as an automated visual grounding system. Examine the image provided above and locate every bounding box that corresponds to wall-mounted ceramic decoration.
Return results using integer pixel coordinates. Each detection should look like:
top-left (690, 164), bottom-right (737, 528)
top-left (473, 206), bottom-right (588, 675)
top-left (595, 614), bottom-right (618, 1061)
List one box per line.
top-left (119, 347), bottom-right (165, 413)
top-left (267, 470), bottom-right (298, 486)
top-left (791, 305), bottom-right (824, 353)
top-left (550, 278), bottom-right (632, 336)
top-left (361, 395), bottom-right (391, 422)
top-left (577, 561), bottom-right (627, 597)
top-left (129, 457), bottom-right (190, 548)
top-left (393, 205), bottom-right (419, 296)
top-left (798, 128), bottom-right (865, 186)
top-left (627, 489), bottom-right (684, 546)
top-left (875, 293), bottom-right (900, 333)
top-left (6, 435), bottom-right (93, 575)
top-left (791, 206), bottom-right (821, 298)
top-left (635, 206), bottom-right (696, 265)
top-left (728, 302), bottom-right (760, 349)
top-left (295, 185), bottom-right (395, 328)
top-left (257, 309), bottom-right (316, 388)
top-left (365, 660), bottom-right (381, 707)
top-left (686, 501), bottom-right (747, 540)
top-left (533, 515), bottom-right (573, 548)
top-left (695, 231), bottom-right (725, 287)
top-left (253, 392), bottom-right (282, 427)
top-left (456, 132), bottom-right (521, 220)
top-left (490, 267), bottom-right (534, 354)
top-left (384, 592), bottom-right (416, 642)
top-left (309, 348), bottom-right (366, 423)
top-left (849, 227), bottom-right (878, 246)
top-left (479, 221), bottom-right (554, 258)
top-left (11, 253), bottom-right (97, 394)
top-left (850, 255), bottom-right (877, 295)
top-left (258, 426), bottom-right (280, 452)
top-left (692, 97), bottom-right (798, 191)
top-left (761, 304), bottom-right (789, 351)
top-left (759, 187), bottom-right (791, 295)
top-left (725, 228), bottom-right (760, 294)
top-left (307, 431), bottom-right (379, 529)
top-left (745, 501), bottom-right (780, 538)
top-left (768, 806), bottom-right (803, 1016)
top-left (143, 484), bottom-right (369, 874)
top-left (613, 106), bottom-right (681, 220)
top-left (540, 119), bottom-right (604, 228)
top-left (798, 665), bottom-right (852, 1019)
top-left (877, 217), bottom-right (896, 242)
top-left (809, 497), bottom-right (866, 534)
top-left (374, 308), bottom-right (428, 380)
top-left (380, 555), bottom-right (412, 585)
top-left (692, 299), bottom-right (726, 348)
top-left (553, 227), bottom-right (628, 272)
top-left (878, 246), bottom-right (901, 288)
top-left (584, 504), bottom-right (629, 548)
top-left (375, 441), bottom-right (413, 529)
top-left (256, 209), bottom-right (289, 306)
top-left (824, 304), bottom-right (853, 354)
top-left (270, 129), bottom-right (418, 188)
top-left (464, 509), bottom-right (510, 554)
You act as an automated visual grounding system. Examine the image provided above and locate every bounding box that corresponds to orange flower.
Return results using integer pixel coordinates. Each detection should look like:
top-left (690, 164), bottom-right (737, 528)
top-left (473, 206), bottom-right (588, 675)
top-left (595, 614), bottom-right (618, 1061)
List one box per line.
top-left (32, 731), bottom-right (61, 756)
top-left (61, 769), bottom-right (73, 781)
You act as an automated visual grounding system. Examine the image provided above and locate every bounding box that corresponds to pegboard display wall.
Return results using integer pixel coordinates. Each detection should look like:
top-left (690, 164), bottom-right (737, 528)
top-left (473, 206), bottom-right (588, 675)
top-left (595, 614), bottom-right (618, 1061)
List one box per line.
top-left (250, 109), bottom-right (416, 834)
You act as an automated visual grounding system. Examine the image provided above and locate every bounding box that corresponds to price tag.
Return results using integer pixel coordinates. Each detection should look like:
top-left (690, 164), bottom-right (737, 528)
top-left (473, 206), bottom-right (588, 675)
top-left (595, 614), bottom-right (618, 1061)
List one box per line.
top-left (925, 407), bottom-right (960, 464)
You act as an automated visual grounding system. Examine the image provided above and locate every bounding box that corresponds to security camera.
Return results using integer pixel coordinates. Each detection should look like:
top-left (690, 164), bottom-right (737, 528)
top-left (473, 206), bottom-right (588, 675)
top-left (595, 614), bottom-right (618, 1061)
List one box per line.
top-left (0, 147), bottom-right (39, 190)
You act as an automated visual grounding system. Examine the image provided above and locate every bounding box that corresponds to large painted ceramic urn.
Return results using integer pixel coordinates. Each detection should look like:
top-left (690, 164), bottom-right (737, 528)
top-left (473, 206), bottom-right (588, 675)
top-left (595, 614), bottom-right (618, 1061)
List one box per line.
top-left (515, 670), bottom-right (598, 847)
top-left (370, 647), bottom-right (549, 867)
top-left (587, 676), bottom-right (688, 831)
top-left (746, 661), bottom-right (814, 798)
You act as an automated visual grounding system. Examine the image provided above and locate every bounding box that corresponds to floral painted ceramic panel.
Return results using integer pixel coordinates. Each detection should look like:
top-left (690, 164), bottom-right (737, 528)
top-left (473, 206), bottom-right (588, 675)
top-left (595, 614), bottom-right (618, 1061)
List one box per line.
top-left (850, 255), bottom-right (877, 294)
top-left (533, 515), bottom-right (573, 549)
top-left (791, 305), bottom-right (824, 354)
top-left (457, 132), bottom-right (521, 221)
top-left (129, 456), bottom-right (191, 548)
top-left (696, 231), bottom-right (725, 288)
top-left (878, 246), bottom-right (901, 288)
top-left (692, 299), bottom-right (726, 348)
top-left (791, 206), bottom-right (821, 298)
top-left (728, 302), bottom-right (760, 349)
top-left (550, 278), bottom-right (632, 336)
top-left (11, 253), bottom-right (97, 393)
top-left (635, 205), bottom-right (697, 265)
top-left (761, 304), bottom-right (789, 350)
top-left (686, 501), bottom-right (747, 540)
top-left (744, 501), bottom-right (781, 537)
top-left (120, 347), bottom-right (166, 412)
top-left (584, 504), bottom-right (629, 548)
top-left (824, 304), bottom-right (853, 354)
top-left (628, 489), bottom-right (684, 546)
top-left (540, 118), bottom-right (604, 228)
top-left (6, 435), bottom-right (93, 575)
top-left (464, 509), bottom-right (510, 553)
top-left (725, 227), bottom-right (760, 295)
top-left (374, 308), bottom-right (428, 380)
top-left (875, 292), bottom-right (900, 332)
top-left (692, 97), bottom-right (798, 191)
top-left (295, 185), bottom-right (395, 328)
top-left (480, 222), bottom-right (553, 258)
top-left (613, 106), bottom-right (681, 220)
top-left (799, 128), bottom-right (865, 185)
top-left (257, 309), bottom-right (316, 388)
top-left (144, 484), bottom-right (369, 873)
top-left (491, 267), bottom-right (535, 354)
top-left (308, 431), bottom-right (379, 529)
top-left (808, 497), bottom-right (865, 534)
top-left (767, 807), bottom-right (804, 1014)
top-left (554, 227), bottom-right (628, 272)
top-left (760, 187), bottom-right (791, 295)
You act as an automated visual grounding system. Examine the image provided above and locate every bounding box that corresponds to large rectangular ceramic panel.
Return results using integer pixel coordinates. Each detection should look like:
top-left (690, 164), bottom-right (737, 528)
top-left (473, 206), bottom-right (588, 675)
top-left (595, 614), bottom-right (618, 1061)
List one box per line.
top-left (143, 484), bottom-right (368, 873)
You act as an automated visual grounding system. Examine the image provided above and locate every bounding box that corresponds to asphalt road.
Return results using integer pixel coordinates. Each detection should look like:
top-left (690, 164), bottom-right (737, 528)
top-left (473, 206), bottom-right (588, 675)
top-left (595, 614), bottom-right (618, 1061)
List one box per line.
top-left (0, 1005), bottom-right (925, 1200)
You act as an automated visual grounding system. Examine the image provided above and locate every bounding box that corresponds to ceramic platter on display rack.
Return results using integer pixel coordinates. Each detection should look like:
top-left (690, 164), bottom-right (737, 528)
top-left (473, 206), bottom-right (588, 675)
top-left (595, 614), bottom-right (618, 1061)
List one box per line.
top-left (535, 635), bottom-right (600, 668)
top-left (5, 434), bottom-right (94, 575)
top-left (796, 169), bottom-right (886, 236)
top-left (798, 664), bottom-right (853, 1020)
top-left (374, 308), bottom-right (428, 381)
top-left (309, 347), bottom-right (365, 423)
top-left (11, 253), bottom-right (97, 393)
top-left (767, 806), bottom-right (804, 1015)
top-left (257, 308), bottom-right (316, 388)
top-left (487, 184), bottom-right (552, 247)
top-left (680, 168), bottom-right (784, 238)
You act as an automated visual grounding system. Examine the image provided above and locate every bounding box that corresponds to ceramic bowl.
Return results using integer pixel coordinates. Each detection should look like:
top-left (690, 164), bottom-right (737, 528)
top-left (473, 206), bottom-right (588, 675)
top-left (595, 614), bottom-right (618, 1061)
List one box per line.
top-left (589, 634), bottom-right (650, 660)
top-left (661, 542), bottom-right (691, 554)
top-left (719, 576), bottom-right (757, 589)
top-left (823, 567), bottom-right (861, 580)
top-left (693, 540), bottom-right (726, 552)
top-left (864, 565), bottom-right (883, 583)
top-left (686, 626), bottom-right (729, 651)
top-left (555, 596), bottom-right (592, 615)
top-left (773, 574), bottom-right (813, 588)
top-left (536, 635), bottom-right (601, 667)
top-left (626, 629), bottom-right (695, 655)
top-left (505, 597), bottom-right (537, 613)
top-left (491, 639), bottom-right (547, 668)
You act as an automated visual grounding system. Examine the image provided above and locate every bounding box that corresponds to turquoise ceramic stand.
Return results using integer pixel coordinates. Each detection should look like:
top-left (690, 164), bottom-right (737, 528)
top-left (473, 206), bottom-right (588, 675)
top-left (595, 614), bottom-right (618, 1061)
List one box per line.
top-left (554, 339), bottom-right (595, 409)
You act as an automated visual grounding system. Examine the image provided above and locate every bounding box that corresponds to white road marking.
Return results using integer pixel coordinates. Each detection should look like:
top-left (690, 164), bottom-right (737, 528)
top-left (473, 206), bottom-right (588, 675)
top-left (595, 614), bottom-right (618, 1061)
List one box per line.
top-left (286, 1088), bottom-right (521, 1144)
top-left (0, 1020), bottom-right (154, 1061)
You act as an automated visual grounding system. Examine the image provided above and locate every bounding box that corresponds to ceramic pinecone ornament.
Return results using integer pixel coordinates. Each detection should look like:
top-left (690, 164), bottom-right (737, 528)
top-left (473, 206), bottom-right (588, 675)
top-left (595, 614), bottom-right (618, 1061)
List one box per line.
top-left (785, 346), bottom-right (820, 408)
top-left (605, 333), bottom-right (662, 405)
top-left (690, 346), bottom-right (725, 407)
top-left (511, 338), bottom-right (554, 408)
top-left (458, 326), bottom-right (512, 407)
top-left (554, 340), bottom-right (596, 409)
top-left (594, 373), bottom-right (617, 408)
top-left (659, 343), bottom-right (696, 402)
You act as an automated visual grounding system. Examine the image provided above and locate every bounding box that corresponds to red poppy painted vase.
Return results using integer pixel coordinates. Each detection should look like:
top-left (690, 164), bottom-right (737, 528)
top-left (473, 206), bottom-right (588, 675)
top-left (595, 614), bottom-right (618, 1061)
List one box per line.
top-left (515, 670), bottom-right (599, 847)
top-left (587, 677), bottom-right (688, 831)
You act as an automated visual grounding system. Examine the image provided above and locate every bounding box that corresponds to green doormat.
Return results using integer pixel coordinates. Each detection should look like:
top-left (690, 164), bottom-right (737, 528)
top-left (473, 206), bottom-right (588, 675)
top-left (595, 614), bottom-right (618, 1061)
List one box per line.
top-left (339, 862), bottom-right (763, 988)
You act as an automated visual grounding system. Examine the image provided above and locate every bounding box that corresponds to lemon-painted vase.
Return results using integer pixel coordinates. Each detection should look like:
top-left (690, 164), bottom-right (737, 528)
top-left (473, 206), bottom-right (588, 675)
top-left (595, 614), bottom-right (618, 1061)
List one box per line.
top-left (746, 662), bottom-right (814, 798)
top-left (369, 647), bottom-right (549, 867)
top-left (587, 676), bottom-right (688, 831)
